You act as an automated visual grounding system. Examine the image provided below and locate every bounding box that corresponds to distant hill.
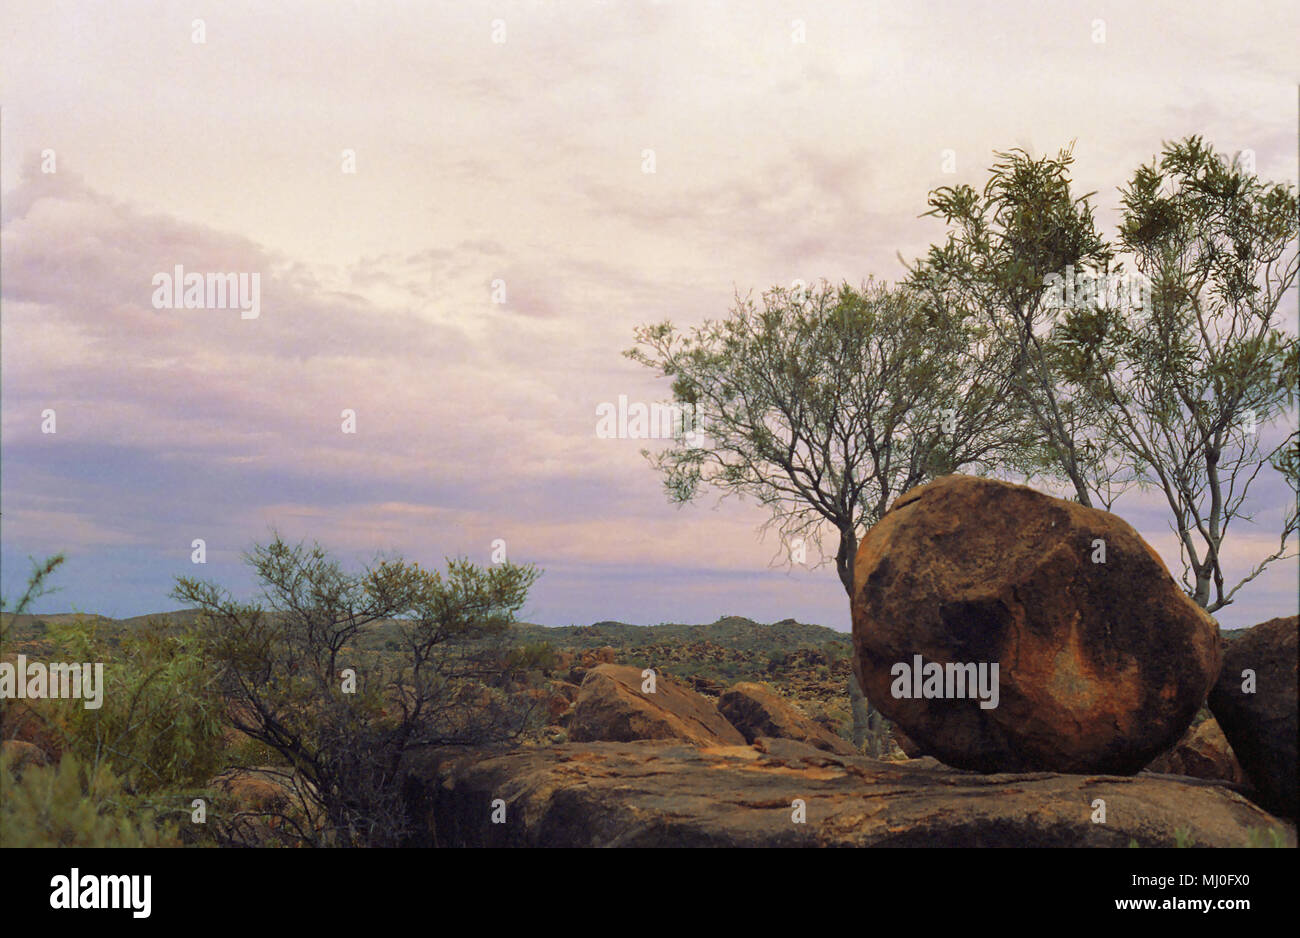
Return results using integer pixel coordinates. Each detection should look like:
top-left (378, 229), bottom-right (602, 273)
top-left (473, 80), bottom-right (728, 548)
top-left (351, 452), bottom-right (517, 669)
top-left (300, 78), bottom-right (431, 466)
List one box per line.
top-left (2, 607), bottom-right (1254, 652)
top-left (2, 609), bottom-right (846, 652)
top-left (508, 616), bottom-right (846, 651)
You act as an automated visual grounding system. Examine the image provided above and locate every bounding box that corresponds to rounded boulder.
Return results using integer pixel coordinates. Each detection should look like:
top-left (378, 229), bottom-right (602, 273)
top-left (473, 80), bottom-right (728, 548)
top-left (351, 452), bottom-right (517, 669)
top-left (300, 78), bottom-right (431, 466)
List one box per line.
top-left (851, 475), bottom-right (1220, 773)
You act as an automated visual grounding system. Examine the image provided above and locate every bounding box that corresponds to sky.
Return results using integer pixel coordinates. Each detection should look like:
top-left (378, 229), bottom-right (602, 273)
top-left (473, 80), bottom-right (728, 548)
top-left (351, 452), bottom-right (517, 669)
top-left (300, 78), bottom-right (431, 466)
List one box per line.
top-left (1, 0), bottom-right (1296, 631)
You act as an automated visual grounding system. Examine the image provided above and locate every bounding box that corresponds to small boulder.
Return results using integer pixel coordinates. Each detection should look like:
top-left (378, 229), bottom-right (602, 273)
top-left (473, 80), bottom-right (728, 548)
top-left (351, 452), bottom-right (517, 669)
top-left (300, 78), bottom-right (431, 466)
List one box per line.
top-left (892, 728), bottom-right (924, 759)
top-left (718, 682), bottom-right (856, 755)
top-left (546, 692), bottom-right (572, 721)
top-left (0, 739), bottom-right (49, 773)
top-left (552, 681), bottom-right (580, 703)
top-left (209, 769), bottom-right (292, 815)
top-left (0, 699), bottom-right (63, 764)
top-left (852, 475), bottom-right (1221, 774)
top-left (1208, 615), bottom-right (1297, 817)
top-left (1145, 716), bottom-right (1245, 784)
top-left (568, 664), bottom-right (746, 747)
top-left (689, 676), bottom-right (724, 696)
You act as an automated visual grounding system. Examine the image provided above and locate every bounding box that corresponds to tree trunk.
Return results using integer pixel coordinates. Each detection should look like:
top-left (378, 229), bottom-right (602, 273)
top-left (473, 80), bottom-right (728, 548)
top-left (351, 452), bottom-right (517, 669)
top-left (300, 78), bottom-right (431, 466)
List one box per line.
top-left (835, 526), bottom-right (857, 599)
top-left (838, 525), bottom-right (885, 752)
top-left (848, 671), bottom-right (870, 749)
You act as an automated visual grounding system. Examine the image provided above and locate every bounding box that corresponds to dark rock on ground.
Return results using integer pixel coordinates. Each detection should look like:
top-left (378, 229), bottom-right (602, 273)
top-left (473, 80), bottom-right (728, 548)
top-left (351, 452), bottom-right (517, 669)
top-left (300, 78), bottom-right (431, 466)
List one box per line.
top-left (1208, 615), bottom-right (1297, 817)
top-left (892, 727), bottom-right (924, 759)
top-left (1145, 716), bottom-right (1245, 785)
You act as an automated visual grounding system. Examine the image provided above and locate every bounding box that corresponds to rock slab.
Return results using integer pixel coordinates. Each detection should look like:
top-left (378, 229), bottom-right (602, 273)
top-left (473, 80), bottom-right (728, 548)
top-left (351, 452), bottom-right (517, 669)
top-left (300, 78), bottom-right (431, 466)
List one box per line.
top-left (568, 664), bottom-right (746, 747)
top-left (405, 740), bottom-right (1293, 848)
top-left (718, 682), bottom-right (857, 755)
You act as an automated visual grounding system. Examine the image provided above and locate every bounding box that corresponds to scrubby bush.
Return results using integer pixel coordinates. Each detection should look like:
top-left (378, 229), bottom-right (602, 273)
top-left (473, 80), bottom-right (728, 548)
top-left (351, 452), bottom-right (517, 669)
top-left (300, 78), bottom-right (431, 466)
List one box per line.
top-left (506, 641), bottom-right (558, 674)
top-left (0, 750), bottom-right (182, 847)
top-left (173, 535), bottom-right (545, 847)
top-left (44, 617), bottom-right (227, 793)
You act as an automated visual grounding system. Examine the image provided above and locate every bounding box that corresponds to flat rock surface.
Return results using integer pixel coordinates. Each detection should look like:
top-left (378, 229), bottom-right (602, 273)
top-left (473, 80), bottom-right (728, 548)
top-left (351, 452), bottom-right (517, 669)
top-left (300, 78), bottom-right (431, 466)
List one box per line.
top-left (405, 740), bottom-right (1293, 847)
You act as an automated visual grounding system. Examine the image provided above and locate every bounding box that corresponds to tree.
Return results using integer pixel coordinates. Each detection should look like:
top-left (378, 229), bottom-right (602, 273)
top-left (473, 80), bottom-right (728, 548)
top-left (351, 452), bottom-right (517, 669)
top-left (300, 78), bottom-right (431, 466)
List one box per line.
top-left (1057, 137), bottom-right (1299, 610)
top-left (173, 535), bottom-right (542, 846)
top-left (627, 279), bottom-right (1030, 755)
top-left (626, 278), bottom-right (1029, 599)
top-left (907, 145), bottom-right (1131, 508)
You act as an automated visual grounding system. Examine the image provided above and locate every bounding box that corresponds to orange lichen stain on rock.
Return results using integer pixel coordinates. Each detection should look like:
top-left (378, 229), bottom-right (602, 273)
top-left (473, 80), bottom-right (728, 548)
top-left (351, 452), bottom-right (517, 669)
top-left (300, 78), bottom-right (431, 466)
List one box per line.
top-left (1014, 618), bottom-right (1143, 725)
top-left (698, 745), bottom-right (761, 761)
top-left (737, 763), bottom-right (845, 780)
top-left (1047, 626), bottom-right (1101, 711)
top-left (560, 750), bottom-right (610, 763)
top-left (733, 798), bottom-right (797, 809)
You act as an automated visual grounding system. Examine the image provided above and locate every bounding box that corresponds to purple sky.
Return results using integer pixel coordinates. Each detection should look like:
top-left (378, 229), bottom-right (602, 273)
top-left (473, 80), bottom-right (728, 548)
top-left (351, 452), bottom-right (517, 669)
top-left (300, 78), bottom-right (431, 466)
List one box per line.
top-left (2, 1), bottom-right (1296, 631)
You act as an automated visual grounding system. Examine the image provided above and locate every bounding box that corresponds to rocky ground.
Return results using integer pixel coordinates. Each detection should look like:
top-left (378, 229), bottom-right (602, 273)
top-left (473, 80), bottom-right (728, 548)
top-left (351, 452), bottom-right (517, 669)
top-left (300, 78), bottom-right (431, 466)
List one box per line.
top-left (5, 478), bottom-right (1295, 848)
top-left (413, 477), bottom-right (1296, 848)
top-left (406, 739), bottom-right (1291, 848)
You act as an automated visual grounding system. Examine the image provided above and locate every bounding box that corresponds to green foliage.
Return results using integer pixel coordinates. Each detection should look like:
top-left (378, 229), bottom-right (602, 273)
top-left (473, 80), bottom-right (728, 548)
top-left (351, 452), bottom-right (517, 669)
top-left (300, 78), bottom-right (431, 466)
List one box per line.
top-left (0, 554), bottom-right (66, 643)
top-left (627, 278), bottom-right (1026, 597)
top-left (507, 642), bottom-right (558, 673)
top-left (907, 145), bottom-right (1122, 508)
top-left (0, 750), bottom-right (181, 847)
top-left (1059, 136), bottom-right (1298, 609)
top-left (173, 535), bottom-right (544, 846)
top-left (42, 616), bottom-right (227, 793)
top-left (1246, 827), bottom-right (1288, 848)
top-left (225, 731), bottom-right (291, 768)
top-left (1173, 826), bottom-right (1197, 848)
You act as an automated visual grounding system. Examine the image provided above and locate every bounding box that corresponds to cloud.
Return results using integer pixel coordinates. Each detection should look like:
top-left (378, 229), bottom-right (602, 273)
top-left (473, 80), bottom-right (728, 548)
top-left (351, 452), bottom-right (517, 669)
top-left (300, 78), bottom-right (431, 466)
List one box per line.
top-left (2, 0), bottom-right (1296, 630)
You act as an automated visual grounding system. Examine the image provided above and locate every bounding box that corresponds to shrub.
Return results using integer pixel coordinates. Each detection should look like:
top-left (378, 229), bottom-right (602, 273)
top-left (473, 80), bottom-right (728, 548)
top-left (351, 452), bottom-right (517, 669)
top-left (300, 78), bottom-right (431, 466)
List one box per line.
top-left (173, 535), bottom-right (544, 846)
top-left (506, 642), bottom-right (558, 674)
top-left (0, 750), bottom-right (181, 847)
top-left (43, 617), bottom-right (227, 793)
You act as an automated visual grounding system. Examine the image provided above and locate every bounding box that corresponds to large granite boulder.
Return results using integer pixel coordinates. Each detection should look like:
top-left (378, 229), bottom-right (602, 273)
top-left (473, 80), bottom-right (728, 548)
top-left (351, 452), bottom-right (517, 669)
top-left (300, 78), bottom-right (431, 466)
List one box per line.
top-left (1208, 616), bottom-right (1297, 817)
top-left (718, 682), bottom-right (857, 755)
top-left (568, 664), bottom-right (745, 747)
top-left (851, 475), bottom-right (1221, 774)
top-left (406, 740), bottom-right (1293, 847)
